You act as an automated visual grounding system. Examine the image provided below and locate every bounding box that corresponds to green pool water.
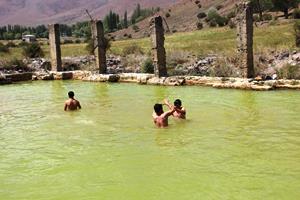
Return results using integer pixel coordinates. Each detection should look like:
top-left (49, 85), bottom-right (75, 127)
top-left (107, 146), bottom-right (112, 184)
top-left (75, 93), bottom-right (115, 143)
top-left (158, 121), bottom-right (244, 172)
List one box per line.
top-left (0, 81), bottom-right (299, 200)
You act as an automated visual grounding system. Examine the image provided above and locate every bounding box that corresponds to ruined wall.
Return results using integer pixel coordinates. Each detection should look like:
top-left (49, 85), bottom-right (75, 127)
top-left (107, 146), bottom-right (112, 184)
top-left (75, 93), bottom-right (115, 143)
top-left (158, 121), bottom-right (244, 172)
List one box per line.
top-left (236, 1), bottom-right (254, 78)
top-left (150, 16), bottom-right (167, 77)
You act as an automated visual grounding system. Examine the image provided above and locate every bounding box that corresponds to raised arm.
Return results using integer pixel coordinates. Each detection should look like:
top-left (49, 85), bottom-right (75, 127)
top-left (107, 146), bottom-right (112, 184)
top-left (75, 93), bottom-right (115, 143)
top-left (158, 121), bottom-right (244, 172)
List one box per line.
top-left (163, 99), bottom-right (173, 110)
top-left (162, 108), bottom-right (175, 118)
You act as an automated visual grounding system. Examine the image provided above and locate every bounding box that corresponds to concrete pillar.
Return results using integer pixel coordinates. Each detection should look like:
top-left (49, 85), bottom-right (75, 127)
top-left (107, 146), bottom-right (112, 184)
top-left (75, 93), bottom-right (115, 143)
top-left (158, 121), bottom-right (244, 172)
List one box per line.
top-left (150, 16), bottom-right (167, 77)
top-left (49, 24), bottom-right (62, 72)
top-left (236, 1), bottom-right (254, 78)
top-left (91, 20), bottom-right (107, 74)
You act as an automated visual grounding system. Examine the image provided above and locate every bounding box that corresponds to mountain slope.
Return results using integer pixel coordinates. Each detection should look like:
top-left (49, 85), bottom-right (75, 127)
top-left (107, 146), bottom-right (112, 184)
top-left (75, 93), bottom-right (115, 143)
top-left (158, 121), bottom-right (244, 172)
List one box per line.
top-left (112, 0), bottom-right (240, 39)
top-left (0, 0), bottom-right (179, 25)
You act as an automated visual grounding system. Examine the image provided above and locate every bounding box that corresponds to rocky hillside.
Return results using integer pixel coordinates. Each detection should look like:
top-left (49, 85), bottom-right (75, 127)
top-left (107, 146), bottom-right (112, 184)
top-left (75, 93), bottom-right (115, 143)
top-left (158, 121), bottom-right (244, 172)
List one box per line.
top-left (0, 0), bottom-right (180, 25)
top-left (112, 0), bottom-right (240, 39)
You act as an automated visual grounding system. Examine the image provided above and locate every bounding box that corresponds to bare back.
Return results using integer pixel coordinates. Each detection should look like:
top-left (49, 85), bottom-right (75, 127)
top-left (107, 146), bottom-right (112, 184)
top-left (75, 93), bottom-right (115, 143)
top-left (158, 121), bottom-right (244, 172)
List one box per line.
top-left (152, 110), bottom-right (174, 128)
top-left (64, 98), bottom-right (81, 111)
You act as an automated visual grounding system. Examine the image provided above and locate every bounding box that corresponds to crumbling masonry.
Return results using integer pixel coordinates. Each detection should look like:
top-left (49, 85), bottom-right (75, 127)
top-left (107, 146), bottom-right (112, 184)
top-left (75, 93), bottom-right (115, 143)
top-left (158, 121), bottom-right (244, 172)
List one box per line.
top-left (236, 1), bottom-right (254, 78)
top-left (150, 16), bottom-right (167, 77)
top-left (49, 24), bottom-right (62, 71)
top-left (91, 20), bottom-right (107, 74)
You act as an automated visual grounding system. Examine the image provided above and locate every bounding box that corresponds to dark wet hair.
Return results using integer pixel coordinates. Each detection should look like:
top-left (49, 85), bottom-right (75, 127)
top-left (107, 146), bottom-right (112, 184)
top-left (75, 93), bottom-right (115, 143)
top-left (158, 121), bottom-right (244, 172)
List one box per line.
top-left (68, 91), bottom-right (75, 98)
top-left (154, 104), bottom-right (163, 115)
top-left (174, 99), bottom-right (182, 107)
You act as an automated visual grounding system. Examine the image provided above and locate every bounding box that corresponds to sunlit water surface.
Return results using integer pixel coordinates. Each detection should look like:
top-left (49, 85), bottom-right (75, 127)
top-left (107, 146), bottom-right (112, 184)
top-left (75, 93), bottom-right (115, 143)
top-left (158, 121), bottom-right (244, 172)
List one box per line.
top-left (0, 81), bottom-right (299, 200)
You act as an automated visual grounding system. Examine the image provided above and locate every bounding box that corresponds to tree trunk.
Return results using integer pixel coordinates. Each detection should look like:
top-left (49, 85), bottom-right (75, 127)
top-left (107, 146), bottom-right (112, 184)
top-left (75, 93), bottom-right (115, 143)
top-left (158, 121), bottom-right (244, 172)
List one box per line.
top-left (257, 0), bottom-right (263, 21)
top-left (284, 9), bottom-right (289, 19)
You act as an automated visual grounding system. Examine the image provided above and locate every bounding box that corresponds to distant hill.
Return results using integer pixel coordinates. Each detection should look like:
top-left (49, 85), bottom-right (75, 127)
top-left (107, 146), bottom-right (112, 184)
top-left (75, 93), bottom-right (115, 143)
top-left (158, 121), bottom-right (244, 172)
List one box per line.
top-left (0, 0), bottom-right (180, 25)
top-left (112, 0), bottom-right (240, 39)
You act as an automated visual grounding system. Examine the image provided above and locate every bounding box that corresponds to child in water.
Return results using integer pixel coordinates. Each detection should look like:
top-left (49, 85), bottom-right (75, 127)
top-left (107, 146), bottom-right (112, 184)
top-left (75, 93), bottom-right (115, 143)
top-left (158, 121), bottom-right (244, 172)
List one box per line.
top-left (152, 103), bottom-right (175, 128)
top-left (64, 91), bottom-right (81, 111)
top-left (164, 99), bottom-right (186, 119)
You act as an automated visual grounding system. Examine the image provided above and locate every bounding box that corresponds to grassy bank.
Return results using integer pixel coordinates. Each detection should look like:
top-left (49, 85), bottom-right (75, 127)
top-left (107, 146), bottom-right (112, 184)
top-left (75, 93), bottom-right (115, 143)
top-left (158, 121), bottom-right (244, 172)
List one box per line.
top-left (0, 22), bottom-right (296, 62)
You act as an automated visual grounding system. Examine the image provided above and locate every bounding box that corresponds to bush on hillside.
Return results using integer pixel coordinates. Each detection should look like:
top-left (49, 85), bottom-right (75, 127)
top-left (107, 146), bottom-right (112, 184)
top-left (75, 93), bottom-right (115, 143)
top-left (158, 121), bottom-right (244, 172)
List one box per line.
top-left (165, 12), bottom-right (171, 18)
top-left (2, 58), bottom-right (29, 71)
top-left (197, 22), bottom-right (203, 30)
top-left (0, 42), bottom-right (10, 53)
top-left (277, 64), bottom-right (300, 80)
top-left (293, 9), bottom-right (300, 19)
top-left (262, 13), bottom-right (272, 21)
top-left (132, 25), bottom-right (140, 32)
top-left (207, 8), bottom-right (228, 27)
top-left (294, 20), bottom-right (300, 47)
top-left (142, 58), bottom-right (154, 73)
top-left (197, 12), bottom-right (207, 19)
top-left (22, 42), bottom-right (44, 58)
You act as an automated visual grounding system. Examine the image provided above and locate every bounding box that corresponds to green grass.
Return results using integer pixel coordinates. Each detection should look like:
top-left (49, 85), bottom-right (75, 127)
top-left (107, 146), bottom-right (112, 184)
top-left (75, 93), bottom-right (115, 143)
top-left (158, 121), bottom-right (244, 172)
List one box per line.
top-left (0, 22), bottom-right (296, 62)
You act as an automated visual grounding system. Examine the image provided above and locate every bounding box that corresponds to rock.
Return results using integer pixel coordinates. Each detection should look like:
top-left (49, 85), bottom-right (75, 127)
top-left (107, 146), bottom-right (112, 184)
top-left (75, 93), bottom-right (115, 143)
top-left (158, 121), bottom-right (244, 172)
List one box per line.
top-left (278, 51), bottom-right (290, 60)
top-left (147, 77), bottom-right (166, 85)
top-left (108, 74), bottom-right (120, 82)
top-left (53, 72), bottom-right (73, 80)
top-left (292, 53), bottom-right (300, 62)
top-left (164, 77), bottom-right (185, 86)
top-left (5, 73), bottom-right (33, 82)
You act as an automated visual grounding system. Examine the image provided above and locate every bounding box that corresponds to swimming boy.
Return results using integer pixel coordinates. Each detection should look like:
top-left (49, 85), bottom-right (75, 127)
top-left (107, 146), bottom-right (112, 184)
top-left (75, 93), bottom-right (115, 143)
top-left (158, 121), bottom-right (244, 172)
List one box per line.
top-left (152, 103), bottom-right (175, 128)
top-left (164, 99), bottom-right (186, 119)
top-left (64, 91), bottom-right (81, 111)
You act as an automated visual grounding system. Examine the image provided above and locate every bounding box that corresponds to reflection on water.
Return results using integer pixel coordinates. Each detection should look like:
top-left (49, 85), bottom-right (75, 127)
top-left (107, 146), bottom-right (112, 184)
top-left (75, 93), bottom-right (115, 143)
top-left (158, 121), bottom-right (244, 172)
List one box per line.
top-left (0, 81), bottom-right (300, 200)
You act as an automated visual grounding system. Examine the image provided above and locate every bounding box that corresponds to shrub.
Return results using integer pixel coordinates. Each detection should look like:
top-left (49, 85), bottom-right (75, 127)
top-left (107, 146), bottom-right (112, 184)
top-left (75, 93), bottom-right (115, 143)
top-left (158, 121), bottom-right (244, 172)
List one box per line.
top-left (253, 14), bottom-right (261, 22)
top-left (75, 39), bottom-right (81, 44)
top-left (294, 20), bottom-right (300, 47)
top-left (198, 4), bottom-right (202, 9)
top-left (207, 8), bottom-right (228, 27)
top-left (195, 0), bottom-right (200, 4)
top-left (216, 16), bottom-right (228, 26)
top-left (3, 58), bottom-right (28, 71)
top-left (277, 64), bottom-right (300, 79)
top-left (262, 13), bottom-right (272, 21)
top-left (216, 5), bottom-right (224, 10)
top-left (6, 41), bottom-right (17, 48)
top-left (132, 25), bottom-right (139, 32)
top-left (63, 39), bottom-right (74, 44)
top-left (22, 42), bottom-right (44, 58)
top-left (293, 9), bottom-right (300, 19)
top-left (142, 58), bottom-right (154, 73)
top-left (0, 42), bottom-right (10, 53)
top-left (122, 43), bottom-right (144, 55)
top-left (18, 41), bottom-right (28, 47)
top-left (197, 22), bottom-right (203, 30)
top-left (207, 8), bottom-right (218, 21)
top-left (208, 19), bottom-right (217, 27)
top-left (165, 12), bottom-right (171, 18)
top-left (86, 37), bottom-right (111, 55)
top-left (197, 12), bottom-right (207, 19)
top-left (227, 11), bottom-right (236, 19)
top-left (228, 19), bottom-right (236, 29)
